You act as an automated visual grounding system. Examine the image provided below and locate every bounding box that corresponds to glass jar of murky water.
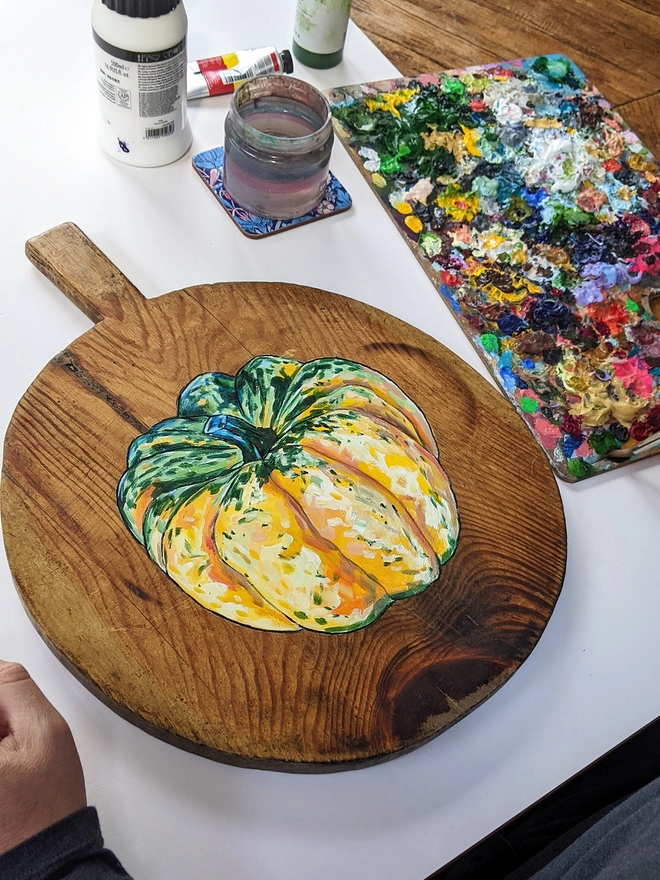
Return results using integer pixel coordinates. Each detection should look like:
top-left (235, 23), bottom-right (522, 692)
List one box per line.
top-left (223, 75), bottom-right (333, 220)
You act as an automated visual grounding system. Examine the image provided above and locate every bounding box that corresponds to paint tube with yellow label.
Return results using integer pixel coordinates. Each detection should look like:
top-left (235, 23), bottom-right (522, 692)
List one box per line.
top-left (187, 47), bottom-right (294, 100)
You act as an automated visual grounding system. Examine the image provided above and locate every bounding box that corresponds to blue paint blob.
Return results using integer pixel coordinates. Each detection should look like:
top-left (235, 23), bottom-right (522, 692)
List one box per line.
top-left (499, 367), bottom-right (517, 393)
top-left (499, 349), bottom-right (514, 369)
top-left (440, 284), bottom-right (461, 313)
top-left (529, 298), bottom-right (572, 332)
top-left (497, 312), bottom-right (527, 335)
top-left (562, 432), bottom-right (583, 457)
top-left (522, 186), bottom-right (547, 207)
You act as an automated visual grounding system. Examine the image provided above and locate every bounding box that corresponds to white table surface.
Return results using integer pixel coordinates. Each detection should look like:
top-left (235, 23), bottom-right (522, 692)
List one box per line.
top-left (2, 3), bottom-right (660, 879)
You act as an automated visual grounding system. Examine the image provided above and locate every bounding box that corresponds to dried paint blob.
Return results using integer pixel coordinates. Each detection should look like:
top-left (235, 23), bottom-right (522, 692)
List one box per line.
top-left (520, 396), bottom-right (540, 413)
top-left (329, 54), bottom-right (660, 480)
top-left (118, 356), bottom-right (460, 632)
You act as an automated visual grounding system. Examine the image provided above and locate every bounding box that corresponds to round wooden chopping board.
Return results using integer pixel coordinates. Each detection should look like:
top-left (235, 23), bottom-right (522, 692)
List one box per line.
top-left (1, 223), bottom-right (566, 771)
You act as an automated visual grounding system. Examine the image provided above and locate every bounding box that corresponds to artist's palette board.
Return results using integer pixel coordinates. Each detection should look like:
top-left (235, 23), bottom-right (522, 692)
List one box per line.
top-left (327, 55), bottom-right (660, 481)
top-left (1, 224), bottom-right (566, 771)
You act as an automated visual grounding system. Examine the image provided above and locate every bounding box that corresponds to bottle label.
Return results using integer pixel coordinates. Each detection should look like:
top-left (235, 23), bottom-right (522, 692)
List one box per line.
top-left (93, 30), bottom-right (187, 148)
top-left (293, 0), bottom-right (351, 55)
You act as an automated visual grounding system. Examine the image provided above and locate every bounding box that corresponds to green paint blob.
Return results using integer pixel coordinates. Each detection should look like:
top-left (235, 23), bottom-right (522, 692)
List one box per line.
top-left (520, 395), bottom-right (540, 413)
top-left (442, 77), bottom-right (466, 97)
top-left (567, 458), bottom-right (592, 479)
top-left (588, 429), bottom-right (619, 455)
top-left (379, 155), bottom-right (402, 174)
top-left (420, 232), bottom-right (442, 257)
top-left (625, 298), bottom-right (640, 313)
top-left (531, 55), bottom-right (583, 89)
top-left (504, 195), bottom-right (532, 223)
top-left (480, 333), bottom-right (500, 353)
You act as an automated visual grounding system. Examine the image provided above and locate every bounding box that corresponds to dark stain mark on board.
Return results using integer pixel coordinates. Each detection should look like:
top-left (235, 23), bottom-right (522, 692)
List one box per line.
top-left (125, 581), bottom-right (150, 601)
top-left (53, 351), bottom-right (148, 433)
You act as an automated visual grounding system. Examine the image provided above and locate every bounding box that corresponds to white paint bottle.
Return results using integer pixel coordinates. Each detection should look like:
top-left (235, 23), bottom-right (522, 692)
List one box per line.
top-left (92, 0), bottom-right (193, 167)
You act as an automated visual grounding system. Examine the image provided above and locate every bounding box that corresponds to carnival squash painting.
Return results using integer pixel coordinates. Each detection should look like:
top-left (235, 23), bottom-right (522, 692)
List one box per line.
top-left (117, 356), bottom-right (459, 633)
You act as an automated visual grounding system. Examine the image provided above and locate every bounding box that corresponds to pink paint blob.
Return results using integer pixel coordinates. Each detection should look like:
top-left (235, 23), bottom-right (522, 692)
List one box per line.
top-left (534, 416), bottom-right (562, 450)
top-left (612, 356), bottom-right (653, 397)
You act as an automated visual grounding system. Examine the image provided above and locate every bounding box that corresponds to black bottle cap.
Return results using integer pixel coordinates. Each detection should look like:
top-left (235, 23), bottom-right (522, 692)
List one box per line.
top-left (101, 0), bottom-right (180, 17)
top-left (281, 49), bottom-right (294, 74)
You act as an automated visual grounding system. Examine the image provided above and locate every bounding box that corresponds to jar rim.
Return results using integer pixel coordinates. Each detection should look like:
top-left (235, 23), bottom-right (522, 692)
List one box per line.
top-left (228, 75), bottom-right (333, 155)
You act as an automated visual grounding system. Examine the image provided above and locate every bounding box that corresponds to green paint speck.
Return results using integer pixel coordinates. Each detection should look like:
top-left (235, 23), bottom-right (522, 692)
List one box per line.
top-left (520, 395), bottom-right (539, 413)
top-left (567, 458), bottom-right (592, 479)
top-left (480, 333), bottom-right (500, 353)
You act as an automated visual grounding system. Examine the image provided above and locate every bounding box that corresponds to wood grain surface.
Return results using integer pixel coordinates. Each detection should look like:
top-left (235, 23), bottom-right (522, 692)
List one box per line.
top-left (352, 0), bottom-right (660, 158)
top-left (1, 223), bottom-right (566, 771)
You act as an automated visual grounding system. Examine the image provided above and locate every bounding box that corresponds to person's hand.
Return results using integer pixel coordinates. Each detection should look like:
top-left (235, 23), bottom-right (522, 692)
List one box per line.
top-left (0, 660), bottom-right (87, 856)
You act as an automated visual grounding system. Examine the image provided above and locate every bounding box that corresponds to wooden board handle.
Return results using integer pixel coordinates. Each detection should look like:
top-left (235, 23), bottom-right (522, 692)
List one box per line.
top-left (25, 223), bottom-right (145, 324)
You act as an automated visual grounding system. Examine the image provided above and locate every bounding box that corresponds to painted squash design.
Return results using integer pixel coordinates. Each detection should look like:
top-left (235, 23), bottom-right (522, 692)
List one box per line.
top-left (118, 356), bottom-right (459, 633)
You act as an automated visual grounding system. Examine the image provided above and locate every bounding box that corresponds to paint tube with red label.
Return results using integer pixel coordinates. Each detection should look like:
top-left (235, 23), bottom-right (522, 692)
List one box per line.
top-left (187, 47), bottom-right (294, 100)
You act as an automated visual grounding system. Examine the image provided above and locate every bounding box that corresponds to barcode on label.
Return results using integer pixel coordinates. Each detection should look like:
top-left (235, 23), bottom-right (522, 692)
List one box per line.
top-left (145, 122), bottom-right (175, 139)
top-left (222, 54), bottom-right (278, 84)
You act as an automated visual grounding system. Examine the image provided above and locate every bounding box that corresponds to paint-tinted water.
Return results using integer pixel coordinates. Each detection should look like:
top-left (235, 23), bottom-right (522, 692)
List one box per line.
top-left (224, 93), bottom-right (332, 219)
top-left (239, 96), bottom-right (324, 137)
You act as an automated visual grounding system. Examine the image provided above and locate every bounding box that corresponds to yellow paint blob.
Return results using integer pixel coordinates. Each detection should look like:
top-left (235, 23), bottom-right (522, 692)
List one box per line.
top-left (459, 125), bottom-right (482, 156)
top-left (628, 153), bottom-right (658, 174)
top-left (482, 234), bottom-right (505, 250)
top-left (404, 215), bottom-right (423, 234)
top-left (364, 88), bottom-right (417, 119)
top-left (421, 126), bottom-right (464, 161)
top-left (523, 117), bottom-right (562, 129)
top-left (436, 185), bottom-right (480, 222)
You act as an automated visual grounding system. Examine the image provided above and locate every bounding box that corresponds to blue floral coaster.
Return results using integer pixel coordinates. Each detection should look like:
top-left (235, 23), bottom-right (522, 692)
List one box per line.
top-left (192, 147), bottom-right (352, 238)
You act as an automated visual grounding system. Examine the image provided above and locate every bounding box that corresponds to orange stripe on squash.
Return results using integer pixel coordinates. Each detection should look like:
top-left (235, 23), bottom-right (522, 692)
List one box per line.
top-left (131, 485), bottom-right (156, 536)
top-left (164, 486), bottom-right (299, 631)
top-left (269, 448), bottom-right (438, 597)
top-left (213, 467), bottom-right (390, 632)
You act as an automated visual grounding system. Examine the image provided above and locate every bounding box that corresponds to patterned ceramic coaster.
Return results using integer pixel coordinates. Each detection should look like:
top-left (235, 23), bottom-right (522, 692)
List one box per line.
top-left (192, 146), bottom-right (352, 238)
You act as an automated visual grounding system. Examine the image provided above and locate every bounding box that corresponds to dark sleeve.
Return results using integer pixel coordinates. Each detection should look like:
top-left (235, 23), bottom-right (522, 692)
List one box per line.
top-left (0, 807), bottom-right (134, 880)
top-left (519, 775), bottom-right (660, 880)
